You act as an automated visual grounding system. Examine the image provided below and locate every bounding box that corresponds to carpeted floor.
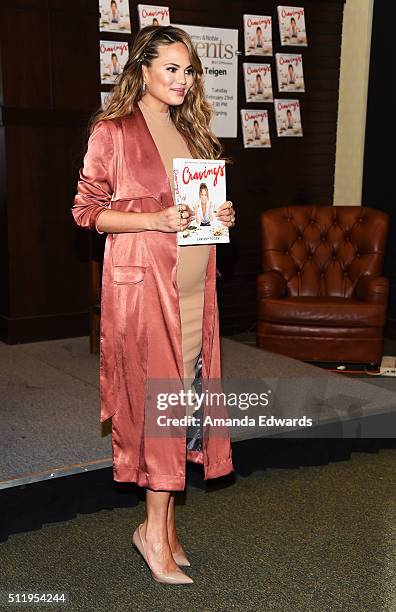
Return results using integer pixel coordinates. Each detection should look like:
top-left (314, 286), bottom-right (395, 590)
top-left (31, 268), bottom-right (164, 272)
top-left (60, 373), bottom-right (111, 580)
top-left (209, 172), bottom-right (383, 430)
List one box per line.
top-left (2, 448), bottom-right (395, 612)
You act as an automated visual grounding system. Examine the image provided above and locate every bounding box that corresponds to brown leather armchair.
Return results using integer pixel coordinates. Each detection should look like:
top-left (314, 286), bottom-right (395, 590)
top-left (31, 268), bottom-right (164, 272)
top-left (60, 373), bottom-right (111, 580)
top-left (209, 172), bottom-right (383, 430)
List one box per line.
top-left (256, 206), bottom-right (389, 365)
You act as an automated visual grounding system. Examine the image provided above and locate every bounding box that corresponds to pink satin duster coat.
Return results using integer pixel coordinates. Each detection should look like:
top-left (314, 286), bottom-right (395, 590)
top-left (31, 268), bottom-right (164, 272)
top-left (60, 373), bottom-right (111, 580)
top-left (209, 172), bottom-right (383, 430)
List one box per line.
top-left (71, 105), bottom-right (234, 490)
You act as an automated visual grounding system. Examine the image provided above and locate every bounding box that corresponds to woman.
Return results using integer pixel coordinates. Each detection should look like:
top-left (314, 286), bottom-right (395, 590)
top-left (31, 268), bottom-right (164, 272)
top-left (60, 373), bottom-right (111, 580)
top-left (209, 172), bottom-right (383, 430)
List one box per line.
top-left (194, 183), bottom-right (214, 226)
top-left (71, 26), bottom-right (236, 585)
top-left (255, 26), bottom-right (264, 48)
top-left (289, 17), bottom-right (298, 39)
top-left (110, 0), bottom-right (119, 23)
top-left (287, 64), bottom-right (296, 85)
top-left (110, 52), bottom-right (121, 75)
top-left (255, 73), bottom-right (264, 95)
top-left (253, 119), bottom-right (261, 141)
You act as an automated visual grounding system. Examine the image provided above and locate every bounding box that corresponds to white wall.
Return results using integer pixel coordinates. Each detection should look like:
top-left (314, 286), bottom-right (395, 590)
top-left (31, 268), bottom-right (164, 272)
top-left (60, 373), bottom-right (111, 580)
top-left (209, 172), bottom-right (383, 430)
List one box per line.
top-left (333, 0), bottom-right (374, 206)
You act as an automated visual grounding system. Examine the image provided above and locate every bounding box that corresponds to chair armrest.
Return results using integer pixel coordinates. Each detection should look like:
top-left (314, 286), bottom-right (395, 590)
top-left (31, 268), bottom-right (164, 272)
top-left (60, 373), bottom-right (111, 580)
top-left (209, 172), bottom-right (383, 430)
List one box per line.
top-left (257, 271), bottom-right (287, 299)
top-left (355, 275), bottom-right (389, 306)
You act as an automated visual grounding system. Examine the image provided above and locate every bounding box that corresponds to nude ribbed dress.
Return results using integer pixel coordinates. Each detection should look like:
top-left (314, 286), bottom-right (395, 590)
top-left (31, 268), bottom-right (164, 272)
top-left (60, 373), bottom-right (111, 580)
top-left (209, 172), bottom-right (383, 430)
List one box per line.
top-left (138, 99), bottom-right (211, 411)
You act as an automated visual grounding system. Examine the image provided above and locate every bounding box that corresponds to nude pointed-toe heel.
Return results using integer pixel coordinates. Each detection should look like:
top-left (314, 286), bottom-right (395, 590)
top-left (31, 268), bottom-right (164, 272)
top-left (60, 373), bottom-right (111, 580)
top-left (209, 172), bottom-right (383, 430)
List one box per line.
top-left (132, 524), bottom-right (193, 585)
top-left (172, 548), bottom-right (191, 567)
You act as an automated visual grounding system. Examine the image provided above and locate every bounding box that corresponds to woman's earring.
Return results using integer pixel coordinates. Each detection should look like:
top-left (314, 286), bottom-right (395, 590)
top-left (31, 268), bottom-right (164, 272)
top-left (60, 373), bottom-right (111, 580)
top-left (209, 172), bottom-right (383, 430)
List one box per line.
top-left (142, 82), bottom-right (146, 92)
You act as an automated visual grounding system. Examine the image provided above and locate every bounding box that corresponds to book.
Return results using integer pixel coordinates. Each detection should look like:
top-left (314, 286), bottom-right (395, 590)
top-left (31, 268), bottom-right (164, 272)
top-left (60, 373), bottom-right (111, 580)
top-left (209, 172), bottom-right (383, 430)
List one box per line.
top-left (243, 63), bottom-right (273, 103)
top-left (275, 53), bottom-right (305, 92)
top-left (277, 6), bottom-right (308, 46)
top-left (243, 14), bottom-right (273, 56)
top-left (274, 99), bottom-right (303, 137)
top-left (100, 91), bottom-right (112, 110)
top-left (99, 0), bottom-right (131, 33)
top-left (137, 4), bottom-right (170, 28)
top-left (240, 109), bottom-right (271, 148)
top-left (99, 40), bottom-right (129, 84)
top-left (173, 158), bottom-right (230, 245)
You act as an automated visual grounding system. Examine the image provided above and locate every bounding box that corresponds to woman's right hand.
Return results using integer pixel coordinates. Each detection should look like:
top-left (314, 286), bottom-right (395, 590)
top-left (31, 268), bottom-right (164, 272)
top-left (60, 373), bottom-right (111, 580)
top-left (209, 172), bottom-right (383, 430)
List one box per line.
top-left (152, 204), bottom-right (194, 232)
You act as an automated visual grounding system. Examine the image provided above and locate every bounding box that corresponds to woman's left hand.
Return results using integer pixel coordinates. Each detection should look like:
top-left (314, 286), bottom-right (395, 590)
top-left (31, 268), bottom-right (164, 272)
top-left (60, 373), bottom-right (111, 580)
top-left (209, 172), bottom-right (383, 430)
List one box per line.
top-left (215, 201), bottom-right (236, 228)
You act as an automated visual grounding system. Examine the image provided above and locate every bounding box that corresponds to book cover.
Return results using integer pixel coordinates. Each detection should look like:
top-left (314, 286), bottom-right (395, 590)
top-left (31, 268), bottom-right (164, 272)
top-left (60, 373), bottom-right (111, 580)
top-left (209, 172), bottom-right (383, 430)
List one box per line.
top-left (99, 0), bottom-right (131, 33)
top-left (277, 6), bottom-right (308, 46)
top-left (243, 15), bottom-right (273, 56)
top-left (240, 109), bottom-right (271, 148)
top-left (99, 40), bottom-right (129, 84)
top-left (274, 99), bottom-right (303, 137)
top-left (173, 159), bottom-right (229, 245)
top-left (100, 91), bottom-right (112, 110)
top-left (243, 63), bottom-right (273, 103)
top-left (137, 4), bottom-right (170, 28)
top-left (275, 53), bottom-right (305, 92)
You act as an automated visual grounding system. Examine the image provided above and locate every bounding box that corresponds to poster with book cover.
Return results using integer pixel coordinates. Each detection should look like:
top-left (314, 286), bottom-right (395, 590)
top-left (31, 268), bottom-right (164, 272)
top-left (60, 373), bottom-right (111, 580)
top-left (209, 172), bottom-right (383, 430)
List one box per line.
top-left (100, 40), bottom-right (129, 84)
top-left (277, 6), bottom-right (308, 46)
top-left (243, 63), bottom-right (273, 103)
top-left (173, 159), bottom-right (229, 245)
top-left (101, 91), bottom-right (112, 109)
top-left (240, 110), bottom-right (271, 148)
top-left (275, 53), bottom-right (305, 92)
top-left (274, 99), bottom-right (303, 137)
top-left (243, 15), bottom-right (272, 56)
top-left (99, 0), bottom-right (131, 33)
top-left (137, 5), bottom-right (170, 28)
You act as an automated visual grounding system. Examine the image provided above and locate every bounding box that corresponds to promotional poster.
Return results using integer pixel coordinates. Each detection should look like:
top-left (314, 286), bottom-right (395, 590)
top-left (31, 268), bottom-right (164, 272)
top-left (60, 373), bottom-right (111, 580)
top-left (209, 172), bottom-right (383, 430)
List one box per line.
top-left (240, 109), bottom-right (271, 148)
top-left (99, 40), bottom-right (129, 84)
top-left (99, 0), bottom-right (131, 33)
top-left (277, 6), bottom-right (308, 46)
top-left (243, 14), bottom-right (273, 56)
top-left (274, 98), bottom-right (303, 137)
top-left (243, 63), bottom-right (273, 103)
top-left (100, 91), bottom-right (112, 109)
top-left (137, 4), bottom-right (170, 28)
top-left (275, 53), bottom-right (305, 92)
top-left (173, 158), bottom-right (230, 245)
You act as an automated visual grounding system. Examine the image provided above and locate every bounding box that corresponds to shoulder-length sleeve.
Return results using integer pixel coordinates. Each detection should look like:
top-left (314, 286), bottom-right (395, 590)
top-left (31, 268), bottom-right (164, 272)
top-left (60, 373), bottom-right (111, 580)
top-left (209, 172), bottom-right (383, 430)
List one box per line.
top-left (71, 120), bottom-right (115, 235)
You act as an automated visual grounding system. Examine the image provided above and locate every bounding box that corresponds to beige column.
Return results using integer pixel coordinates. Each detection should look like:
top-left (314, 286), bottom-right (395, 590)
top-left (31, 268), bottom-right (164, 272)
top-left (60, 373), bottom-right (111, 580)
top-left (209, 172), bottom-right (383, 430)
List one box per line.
top-left (333, 0), bottom-right (374, 206)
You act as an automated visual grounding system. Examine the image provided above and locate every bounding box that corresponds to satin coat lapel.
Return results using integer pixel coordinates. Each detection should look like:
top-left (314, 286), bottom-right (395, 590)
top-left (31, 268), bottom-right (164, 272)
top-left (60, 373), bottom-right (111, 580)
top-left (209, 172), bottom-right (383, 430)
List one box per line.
top-left (123, 104), bottom-right (174, 209)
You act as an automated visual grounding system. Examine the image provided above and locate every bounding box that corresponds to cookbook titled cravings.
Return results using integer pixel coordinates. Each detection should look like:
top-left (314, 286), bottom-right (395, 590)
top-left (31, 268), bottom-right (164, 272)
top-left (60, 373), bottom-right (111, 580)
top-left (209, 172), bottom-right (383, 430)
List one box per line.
top-left (173, 158), bottom-right (230, 245)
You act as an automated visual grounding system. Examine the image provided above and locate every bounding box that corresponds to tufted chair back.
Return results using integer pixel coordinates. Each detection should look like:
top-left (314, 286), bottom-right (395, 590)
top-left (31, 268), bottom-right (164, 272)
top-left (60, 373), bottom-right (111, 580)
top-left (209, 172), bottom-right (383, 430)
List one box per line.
top-left (260, 206), bottom-right (389, 298)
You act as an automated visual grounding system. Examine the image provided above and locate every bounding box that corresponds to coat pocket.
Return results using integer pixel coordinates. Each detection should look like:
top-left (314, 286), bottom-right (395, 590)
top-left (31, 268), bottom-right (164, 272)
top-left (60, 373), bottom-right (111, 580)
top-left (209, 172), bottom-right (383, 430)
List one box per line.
top-left (113, 265), bottom-right (147, 284)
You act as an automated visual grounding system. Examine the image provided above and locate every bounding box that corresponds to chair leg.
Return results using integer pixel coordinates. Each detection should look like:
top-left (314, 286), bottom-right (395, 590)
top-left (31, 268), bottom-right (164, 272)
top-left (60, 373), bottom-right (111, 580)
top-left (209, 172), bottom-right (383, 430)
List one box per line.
top-left (367, 362), bottom-right (380, 372)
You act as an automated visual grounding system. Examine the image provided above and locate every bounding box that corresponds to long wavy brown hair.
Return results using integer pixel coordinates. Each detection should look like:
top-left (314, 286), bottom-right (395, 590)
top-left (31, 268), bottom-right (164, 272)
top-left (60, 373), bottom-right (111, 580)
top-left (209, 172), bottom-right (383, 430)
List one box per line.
top-left (89, 26), bottom-right (225, 160)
